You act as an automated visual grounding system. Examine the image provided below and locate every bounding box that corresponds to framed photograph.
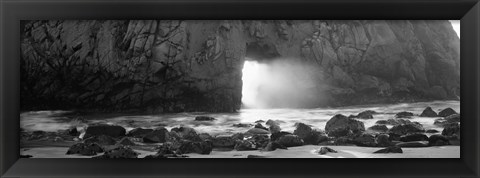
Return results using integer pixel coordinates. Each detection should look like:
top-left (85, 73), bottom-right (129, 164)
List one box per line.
top-left (1, 0), bottom-right (479, 177)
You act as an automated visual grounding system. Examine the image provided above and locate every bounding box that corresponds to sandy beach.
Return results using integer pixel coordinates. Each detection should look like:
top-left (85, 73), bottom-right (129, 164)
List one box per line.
top-left (21, 145), bottom-right (460, 158)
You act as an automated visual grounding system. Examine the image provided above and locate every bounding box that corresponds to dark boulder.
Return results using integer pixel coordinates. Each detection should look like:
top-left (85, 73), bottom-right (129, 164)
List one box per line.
top-left (399, 133), bottom-right (428, 142)
top-left (67, 127), bottom-right (79, 136)
top-left (325, 114), bottom-right (365, 137)
top-left (84, 124), bottom-right (126, 138)
top-left (176, 141), bottom-right (213, 154)
top-left (93, 146), bottom-right (139, 158)
top-left (254, 120), bottom-right (265, 123)
top-left (194, 116), bottom-right (215, 121)
top-left (117, 137), bottom-right (135, 146)
top-left (293, 123), bottom-right (313, 139)
top-left (420, 107), bottom-right (438, 117)
top-left (442, 123), bottom-right (460, 136)
top-left (376, 118), bottom-right (412, 126)
top-left (83, 135), bottom-right (117, 145)
top-left (277, 134), bottom-right (304, 147)
top-left (270, 131), bottom-right (291, 142)
top-left (212, 136), bottom-right (236, 148)
top-left (251, 134), bottom-right (270, 149)
top-left (231, 133), bottom-right (245, 141)
top-left (395, 111), bottom-right (414, 118)
top-left (293, 123), bottom-right (327, 144)
top-left (198, 133), bottom-right (214, 141)
top-left (318, 147), bottom-right (338, 155)
top-left (376, 134), bottom-right (391, 147)
top-left (445, 114), bottom-right (460, 123)
top-left (246, 128), bottom-right (270, 135)
top-left (142, 127), bottom-right (170, 143)
top-left (388, 122), bottom-right (425, 135)
top-left (127, 128), bottom-right (154, 138)
top-left (254, 123), bottom-right (268, 131)
top-left (367, 125), bottom-right (388, 132)
top-left (438, 108), bottom-right (458, 117)
top-left (265, 142), bottom-right (288, 151)
top-left (232, 123), bottom-right (253, 128)
top-left (234, 140), bottom-right (257, 151)
top-left (396, 141), bottom-right (429, 147)
top-left (353, 133), bottom-right (376, 147)
top-left (328, 128), bottom-right (354, 138)
top-left (426, 129), bottom-right (439, 133)
top-left (265, 119), bottom-right (281, 133)
top-left (375, 120), bottom-right (389, 125)
top-left (170, 127), bottom-right (201, 141)
top-left (428, 134), bottom-right (450, 146)
top-left (66, 143), bottom-right (104, 156)
top-left (351, 110), bottom-right (376, 119)
top-left (373, 146), bottom-right (403, 153)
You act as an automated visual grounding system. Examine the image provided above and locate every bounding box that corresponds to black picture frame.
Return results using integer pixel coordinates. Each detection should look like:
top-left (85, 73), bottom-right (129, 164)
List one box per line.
top-left (1, 0), bottom-right (479, 177)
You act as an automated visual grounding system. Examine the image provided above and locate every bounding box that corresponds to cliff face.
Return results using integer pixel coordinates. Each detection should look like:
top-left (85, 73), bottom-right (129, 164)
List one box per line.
top-left (20, 20), bottom-right (460, 112)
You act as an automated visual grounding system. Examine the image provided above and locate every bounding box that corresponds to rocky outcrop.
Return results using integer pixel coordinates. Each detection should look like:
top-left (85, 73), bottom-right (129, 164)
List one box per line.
top-left (21, 20), bottom-right (460, 112)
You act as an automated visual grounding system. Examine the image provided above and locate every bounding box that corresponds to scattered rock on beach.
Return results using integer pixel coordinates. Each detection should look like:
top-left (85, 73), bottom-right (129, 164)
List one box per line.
top-left (293, 122), bottom-right (326, 145)
top-left (66, 143), bottom-right (104, 156)
top-left (353, 133), bottom-right (376, 147)
top-left (195, 116), bottom-right (215, 121)
top-left (177, 141), bottom-right (213, 154)
top-left (232, 123), bottom-right (253, 128)
top-left (442, 123), bottom-right (460, 136)
top-left (234, 140), bottom-right (257, 151)
top-left (277, 134), bottom-right (304, 147)
top-left (375, 134), bottom-right (391, 147)
top-left (246, 128), bottom-right (270, 135)
top-left (93, 146), bottom-right (139, 158)
top-left (212, 136), bottom-right (236, 148)
top-left (325, 114), bottom-right (365, 137)
top-left (84, 135), bottom-right (117, 145)
top-left (350, 110), bottom-right (376, 119)
top-left (428, 134), bottom-right (450, 146)
top-left (395, 111), bottom-right (414, 118)
top-left (270, 131), bottom-right (291, 142)
top-left (367, 125), bottom-right (388, 132)
top-left (265, 119), bottom-right (281, 133)
top-left (445, 114), bottom-right (460, 123)
top-left (396, 141), bottom-right (429, 147)
top-left (142, 127), bottom-right (170, 143)
top-left (438, 108), bottom-right (458, 117)
top-left (127, 128), bottom-right (154, 138)
top-left (388, 122), bottom-right (425, 135)
top-left (265, 142), bottom-right (287, 151)
top-left (426, 129), bottom-right (439, 133)
top-left (376, 118), bottom-right (411, 126)
top-left (318, 146), bottom-right (338, 155)
top-left (373, 146), bottom-right (403, 153)
top-left (117, 137), bottom-right (135, 146)
top-left (198, 133), bottom-right (214, 141)
top-left (170, 127), bottom-right (201, 141)
top-left (254, 123), bottom-right (268, 131)
top-left (399, 133), bottom-right (428, 142)
top-left (84, 124), bottom-right (126, 138)
top-left (420, 107), bottom-right (438, 117)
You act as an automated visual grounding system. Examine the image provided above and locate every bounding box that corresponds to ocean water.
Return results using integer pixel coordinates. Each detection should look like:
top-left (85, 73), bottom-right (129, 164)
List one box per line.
top-left (20, 100), bottom-right (460, 137)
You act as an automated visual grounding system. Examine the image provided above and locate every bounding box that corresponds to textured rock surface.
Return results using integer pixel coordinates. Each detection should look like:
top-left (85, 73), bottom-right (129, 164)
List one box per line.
top-left (21, 20), bottom-right (460, 112)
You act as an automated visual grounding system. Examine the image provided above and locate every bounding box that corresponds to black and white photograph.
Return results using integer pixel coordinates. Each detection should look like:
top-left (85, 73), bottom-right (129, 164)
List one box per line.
top-left (19, 20), bottom-right (460, 158)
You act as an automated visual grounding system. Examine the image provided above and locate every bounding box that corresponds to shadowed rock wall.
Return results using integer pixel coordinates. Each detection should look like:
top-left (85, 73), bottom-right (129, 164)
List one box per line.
top-left (20, 20), bottom-right (460, 112)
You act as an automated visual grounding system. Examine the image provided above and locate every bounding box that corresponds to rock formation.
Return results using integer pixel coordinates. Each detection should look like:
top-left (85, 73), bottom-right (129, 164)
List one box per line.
top-left (20, 20), bottom-right (460, 112)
